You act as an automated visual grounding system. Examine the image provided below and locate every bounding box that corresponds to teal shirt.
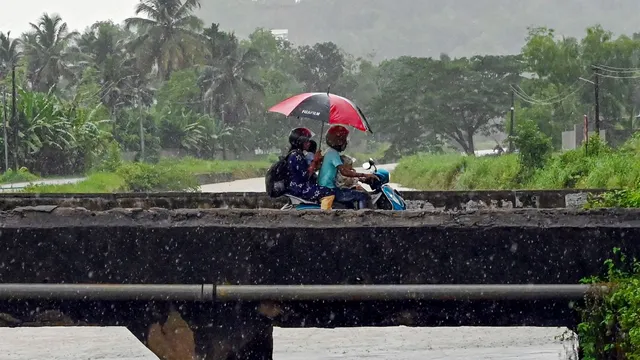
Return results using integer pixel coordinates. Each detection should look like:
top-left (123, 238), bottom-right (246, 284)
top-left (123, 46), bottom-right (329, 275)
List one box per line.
top-left (318, 148), bottom-right (343, 189)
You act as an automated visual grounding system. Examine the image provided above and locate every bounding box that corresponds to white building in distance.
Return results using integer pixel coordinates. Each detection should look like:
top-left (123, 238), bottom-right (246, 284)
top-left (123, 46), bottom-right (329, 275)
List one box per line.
top-left (271, 29), bottom-right (289, 41)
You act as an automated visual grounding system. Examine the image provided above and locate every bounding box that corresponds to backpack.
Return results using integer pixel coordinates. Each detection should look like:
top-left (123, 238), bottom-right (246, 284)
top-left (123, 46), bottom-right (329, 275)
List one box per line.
top-left (265, 150), bottom-right (295, 198)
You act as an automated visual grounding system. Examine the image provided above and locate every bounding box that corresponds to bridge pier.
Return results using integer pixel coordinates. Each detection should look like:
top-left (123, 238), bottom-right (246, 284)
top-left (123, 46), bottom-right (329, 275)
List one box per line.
top-left (0, 300), bottom-right (275, 360)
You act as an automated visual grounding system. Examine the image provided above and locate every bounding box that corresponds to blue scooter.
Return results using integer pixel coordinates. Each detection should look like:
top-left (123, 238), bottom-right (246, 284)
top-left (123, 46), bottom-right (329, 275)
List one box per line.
top-left (281, 158), bottom-right (407, 211)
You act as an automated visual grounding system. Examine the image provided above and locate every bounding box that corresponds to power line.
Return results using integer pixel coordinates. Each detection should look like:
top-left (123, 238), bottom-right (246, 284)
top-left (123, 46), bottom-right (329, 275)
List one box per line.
top-left (594, 64), bottom-right (640, 73)
top-left (510, 82), bottom-right (586, 106)
top-left (597, 72), bottom-right (640, 79)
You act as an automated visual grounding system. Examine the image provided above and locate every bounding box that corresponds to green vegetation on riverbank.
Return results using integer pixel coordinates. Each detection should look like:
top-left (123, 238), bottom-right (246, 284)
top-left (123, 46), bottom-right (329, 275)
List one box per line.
top-left (22, 158), bottom-right (270, 193)
top-left (579, 248), bottom-right (640, 359)
top-left (393, 133), bottom-right (640, 191)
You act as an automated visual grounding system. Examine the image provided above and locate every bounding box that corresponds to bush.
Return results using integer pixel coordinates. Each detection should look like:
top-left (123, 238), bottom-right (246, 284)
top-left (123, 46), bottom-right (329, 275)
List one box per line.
top-left (0, 168), bottom-right (39, 184)
top-left (116, 162), bottom-right (200, 192)
top-left (585, 189), bottom-right (640, 209)
top-left (578, 248), bottom-right (640, 359)
top-left (93, 141), bottom-right (124, 173)
top-left (511, 119), bottom-right (553, 178)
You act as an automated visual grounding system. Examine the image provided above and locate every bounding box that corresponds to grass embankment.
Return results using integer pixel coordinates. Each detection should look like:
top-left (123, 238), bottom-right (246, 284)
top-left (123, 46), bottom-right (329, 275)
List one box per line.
top-left (394, 143), bottom-right (640, 190)
top-left (19, 158), bottom-right (270, 193)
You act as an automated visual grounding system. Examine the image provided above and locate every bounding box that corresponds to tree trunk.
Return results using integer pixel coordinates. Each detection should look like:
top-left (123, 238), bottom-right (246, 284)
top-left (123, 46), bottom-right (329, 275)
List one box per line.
top-left (220, 106), bottom-right (227, 160)
top-left (465, 129), bottom-right (475, 155)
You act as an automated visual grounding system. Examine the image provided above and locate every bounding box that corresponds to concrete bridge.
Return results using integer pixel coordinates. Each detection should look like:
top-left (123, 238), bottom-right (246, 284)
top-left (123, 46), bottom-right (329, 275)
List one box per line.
top-left (0, 205), bottom-right (633, 359)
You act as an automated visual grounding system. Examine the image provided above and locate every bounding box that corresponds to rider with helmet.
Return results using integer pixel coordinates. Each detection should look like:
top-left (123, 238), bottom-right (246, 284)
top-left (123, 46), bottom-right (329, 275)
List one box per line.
top-left (317, 125), bottom-right (377, 209)
top-left (285, 127), bottom-right (333, 203)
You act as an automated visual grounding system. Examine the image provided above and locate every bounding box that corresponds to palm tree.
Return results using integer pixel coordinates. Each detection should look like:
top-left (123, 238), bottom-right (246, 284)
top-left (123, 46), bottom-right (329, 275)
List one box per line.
top-left (124, 0), bottom-right (203, 81)
top-left (22, 13), bottom-right (79, 92)
top-left (198, 31), bottom-right (264, 125)
top-left (198, 30), bottom-right (264, 158)
top-left (0, 32), bottom-right (21, 78)
top-left (77, 21), bottom-right (139, 132)
top-left (0, 31), bottom-right (21, 170)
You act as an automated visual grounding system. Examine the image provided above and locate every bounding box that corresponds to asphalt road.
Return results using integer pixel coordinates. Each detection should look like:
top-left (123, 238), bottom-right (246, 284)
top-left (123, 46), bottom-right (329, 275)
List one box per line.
top-left (199, 163), bottom-right (413, 193)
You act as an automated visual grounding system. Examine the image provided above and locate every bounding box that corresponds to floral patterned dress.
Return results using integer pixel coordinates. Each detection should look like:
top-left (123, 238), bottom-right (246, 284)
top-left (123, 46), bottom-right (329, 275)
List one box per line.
top-left (287, 150), bottom-right (333, 201)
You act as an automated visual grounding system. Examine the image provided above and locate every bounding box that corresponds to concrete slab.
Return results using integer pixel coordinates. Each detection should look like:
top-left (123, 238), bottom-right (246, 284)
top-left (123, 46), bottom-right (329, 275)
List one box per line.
top-left (273, 326), bottom-right (578, 360)
top-left (0, 327), bottom-right (159, 360)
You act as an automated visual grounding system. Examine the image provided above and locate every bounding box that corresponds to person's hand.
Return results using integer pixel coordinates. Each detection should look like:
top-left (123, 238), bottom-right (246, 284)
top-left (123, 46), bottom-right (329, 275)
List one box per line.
top-left (313, 150), bottom-right (322, 162)
top-left (365, 173), bottom-right (378, 180)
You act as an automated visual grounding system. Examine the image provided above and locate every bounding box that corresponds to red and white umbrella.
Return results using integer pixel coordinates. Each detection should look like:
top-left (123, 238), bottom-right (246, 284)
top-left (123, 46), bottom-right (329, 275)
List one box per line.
top-left (268, 92), bottom-right (373, 133)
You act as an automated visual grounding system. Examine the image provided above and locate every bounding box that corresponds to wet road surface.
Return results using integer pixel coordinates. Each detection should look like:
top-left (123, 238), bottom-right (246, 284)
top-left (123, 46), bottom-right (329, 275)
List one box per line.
top-left (273, 327), bottom-right (578, 360)
top-left (0, 327), bottom-right (158, 359)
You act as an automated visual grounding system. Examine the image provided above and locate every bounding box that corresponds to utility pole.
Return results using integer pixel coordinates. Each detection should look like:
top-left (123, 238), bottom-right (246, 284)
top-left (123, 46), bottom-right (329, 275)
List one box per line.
top-left (593, 65), bottom-right (600, 136)
top-left (508, 86), bottom-right (515, 153)
top-left (2, 89), bottom-right (8, 172)
top-left (584, 114), bottom-right (589, 156)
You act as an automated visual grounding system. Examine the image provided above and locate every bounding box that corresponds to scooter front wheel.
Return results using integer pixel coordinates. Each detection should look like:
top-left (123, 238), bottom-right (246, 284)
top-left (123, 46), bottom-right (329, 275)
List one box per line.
top-left (376, 196), bottom-right (393, 210)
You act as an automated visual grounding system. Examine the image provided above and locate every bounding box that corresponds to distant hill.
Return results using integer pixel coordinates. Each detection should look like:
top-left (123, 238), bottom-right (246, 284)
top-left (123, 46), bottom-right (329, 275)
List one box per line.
top-left (199, 0), bottom-right (640, 60)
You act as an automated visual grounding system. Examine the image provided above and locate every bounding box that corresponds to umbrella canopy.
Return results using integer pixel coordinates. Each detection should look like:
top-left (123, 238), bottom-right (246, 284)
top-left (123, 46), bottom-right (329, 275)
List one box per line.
top-left (268, 92), bottom-right (372, 133)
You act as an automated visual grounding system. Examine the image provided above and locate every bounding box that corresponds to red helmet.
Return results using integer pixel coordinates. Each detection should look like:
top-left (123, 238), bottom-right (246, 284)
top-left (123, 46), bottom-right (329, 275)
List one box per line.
top-left (326, 125), bottom-right (349, 151)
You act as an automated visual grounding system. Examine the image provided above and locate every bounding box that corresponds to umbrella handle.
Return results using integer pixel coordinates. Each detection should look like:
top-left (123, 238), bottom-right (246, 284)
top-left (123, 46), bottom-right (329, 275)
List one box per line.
top-left (318, 122), bottom-right (325, 152)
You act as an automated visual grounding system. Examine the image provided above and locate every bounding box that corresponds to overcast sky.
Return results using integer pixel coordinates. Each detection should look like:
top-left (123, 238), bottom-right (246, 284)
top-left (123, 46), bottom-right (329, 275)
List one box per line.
top-left (1, 0), bottom-right (140, 35)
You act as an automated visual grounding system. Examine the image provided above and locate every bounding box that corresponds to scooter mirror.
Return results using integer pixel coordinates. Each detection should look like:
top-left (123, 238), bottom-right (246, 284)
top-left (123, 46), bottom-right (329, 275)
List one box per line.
top-left (362, 162), bottom-right (371, 170)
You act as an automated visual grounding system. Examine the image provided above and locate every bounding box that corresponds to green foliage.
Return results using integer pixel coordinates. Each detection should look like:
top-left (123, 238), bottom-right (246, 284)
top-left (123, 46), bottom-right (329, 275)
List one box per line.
top-left (394, 131), bottom-right (640, 190)
top-left (578, 248), bottom-right (640, 359)
top-left (393, 154), bottom-right (466, 190)
top-left (93, 141), bottom-right (124, 173)
top-left (512, 119), bottom-right (553, 171)
top-left (372, 54), bottom-right (522, 156)
top-left (0, 168), bottom-right (39, 184)
top-left (586, 189), bottom-right (640, 209)
top-left (115, 162), bottom-right (200, 192)
top-left (455, 155), bottom-right (520, 190)
top-left (393, 154), bottom-right (521, 190)
top-left (6, 4), bottom-right (640, 181)
top-left (23, 172), bottom-right (126, 193)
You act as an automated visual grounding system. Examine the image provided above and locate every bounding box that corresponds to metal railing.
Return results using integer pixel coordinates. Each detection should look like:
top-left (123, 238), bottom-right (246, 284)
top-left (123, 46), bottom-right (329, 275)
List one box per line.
top-left (0, 284), bottom-right (606, 302)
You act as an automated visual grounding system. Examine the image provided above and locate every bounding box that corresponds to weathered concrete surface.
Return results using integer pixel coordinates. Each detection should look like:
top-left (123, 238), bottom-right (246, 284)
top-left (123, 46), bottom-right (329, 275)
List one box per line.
top-left (273, 327), bottom-right (578, 360)
top-left (1, 207), bottom-right (624, 359)
top-left (0, 326), bottom-right (159, 360)
top-left (0, 189), bottom-right (609, 210)
top-left (0, 207), bottom-right (635, 285)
